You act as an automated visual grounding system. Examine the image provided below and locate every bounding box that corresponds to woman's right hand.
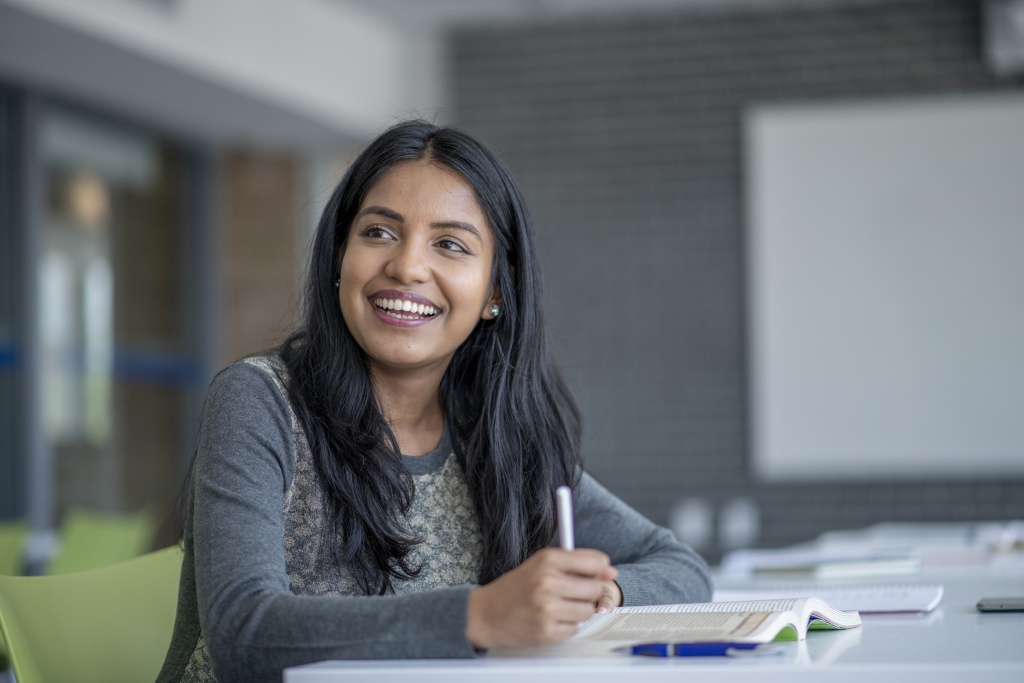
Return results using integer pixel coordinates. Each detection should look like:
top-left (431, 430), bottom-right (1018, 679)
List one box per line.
top-left (465, 548), bottom-right (617, 650)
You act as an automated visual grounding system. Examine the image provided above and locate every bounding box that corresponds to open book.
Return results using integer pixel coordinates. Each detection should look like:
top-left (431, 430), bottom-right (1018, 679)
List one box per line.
top-left (492, 598), bottom-right (861, 658)
top-left (576, 597), bottom-right (860, 644)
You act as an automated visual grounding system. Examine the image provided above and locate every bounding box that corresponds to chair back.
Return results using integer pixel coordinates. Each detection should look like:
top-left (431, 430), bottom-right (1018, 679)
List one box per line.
top-left (0, 544), bottom-right (183, 683)
top-left (0, 521), bottom-right (27, 575)
top-left (48, 506), bottom-right (155, 575)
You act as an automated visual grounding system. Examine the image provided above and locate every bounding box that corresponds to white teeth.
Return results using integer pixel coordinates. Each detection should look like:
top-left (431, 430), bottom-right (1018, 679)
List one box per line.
top-left (373, 297), bottom-right (437, 317)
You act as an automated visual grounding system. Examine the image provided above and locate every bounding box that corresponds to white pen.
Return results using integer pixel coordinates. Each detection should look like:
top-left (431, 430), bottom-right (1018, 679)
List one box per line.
top-left (556, 485), bottom-right (575, 551)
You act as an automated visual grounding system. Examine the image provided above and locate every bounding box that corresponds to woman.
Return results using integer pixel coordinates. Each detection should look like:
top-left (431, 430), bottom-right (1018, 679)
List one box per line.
top-left (158, 120), bottom-right (711, 682)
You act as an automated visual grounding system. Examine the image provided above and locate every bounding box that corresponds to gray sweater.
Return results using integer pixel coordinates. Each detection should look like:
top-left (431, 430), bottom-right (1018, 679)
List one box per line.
top-left (158, 355), bottom-right (711, 683)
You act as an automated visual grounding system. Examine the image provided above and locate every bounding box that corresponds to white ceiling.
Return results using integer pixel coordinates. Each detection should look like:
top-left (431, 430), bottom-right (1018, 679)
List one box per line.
top-left (338, 0), bottom-right (869, 28)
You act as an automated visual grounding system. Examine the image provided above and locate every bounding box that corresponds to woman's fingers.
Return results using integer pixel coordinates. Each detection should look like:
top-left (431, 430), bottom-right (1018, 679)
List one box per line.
top-left (594, 579), bottom-right (623, 613)
top-left (465, 548), bottom-right (618, 650)
top-left (548, 547), bottom-right (617, 578)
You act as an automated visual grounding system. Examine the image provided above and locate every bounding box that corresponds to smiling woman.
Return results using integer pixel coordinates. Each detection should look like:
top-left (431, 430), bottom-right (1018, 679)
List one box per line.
top-left (157, 120), bottom-right (712, 683)
top-left (338, 160), bottom-right (500, 389)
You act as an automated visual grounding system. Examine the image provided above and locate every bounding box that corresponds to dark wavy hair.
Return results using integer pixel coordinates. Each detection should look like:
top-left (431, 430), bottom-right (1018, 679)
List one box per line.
top-left (278, 120), bottom-right (582, 595)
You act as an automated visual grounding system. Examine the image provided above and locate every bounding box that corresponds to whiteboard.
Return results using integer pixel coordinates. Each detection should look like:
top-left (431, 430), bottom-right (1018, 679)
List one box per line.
top-left (745, 93), bottom-right (1024, 481)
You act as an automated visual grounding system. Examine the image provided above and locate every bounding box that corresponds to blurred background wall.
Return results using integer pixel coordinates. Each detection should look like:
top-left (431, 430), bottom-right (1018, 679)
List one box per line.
top-left (447, 0), bottom-right (1024, 562)
top-left (1, 0), bottom-right (1022, 567)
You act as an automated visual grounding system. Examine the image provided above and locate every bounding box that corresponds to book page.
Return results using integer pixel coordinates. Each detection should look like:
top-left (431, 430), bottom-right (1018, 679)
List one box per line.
top-left (619, 598), bottom-right (858, 628)
top-left (576, 611), bottom-right (773, 643)
top-left (615, 598), bottom-right (802, 614)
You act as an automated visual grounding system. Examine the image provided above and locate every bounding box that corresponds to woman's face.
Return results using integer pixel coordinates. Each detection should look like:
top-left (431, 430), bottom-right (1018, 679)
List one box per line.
top-left (338, 159), bottom-right (500, 377)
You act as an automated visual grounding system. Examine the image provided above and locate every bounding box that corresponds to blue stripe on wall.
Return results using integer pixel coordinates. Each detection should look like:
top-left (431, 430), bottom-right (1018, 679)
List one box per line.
top-left (0, 342), bottom-right (14, 369)
top-left (0, 343), bottom-right (200, 385)
top-left (113, 349), bottom-right (201, 385)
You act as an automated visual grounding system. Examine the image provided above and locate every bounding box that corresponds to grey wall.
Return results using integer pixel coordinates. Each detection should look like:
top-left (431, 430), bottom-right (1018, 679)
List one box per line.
top-left (0, 90), bottom-right (16, 518)
top-left (449, 0), bottom-right (1024, 559)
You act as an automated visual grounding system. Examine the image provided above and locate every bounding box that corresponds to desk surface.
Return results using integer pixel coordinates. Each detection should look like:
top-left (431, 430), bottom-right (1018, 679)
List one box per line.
top-left (284, 564), bottom-right (1024, 683)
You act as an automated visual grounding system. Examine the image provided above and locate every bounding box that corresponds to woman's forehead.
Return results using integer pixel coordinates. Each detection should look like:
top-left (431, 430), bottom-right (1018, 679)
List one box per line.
top-left (359, 160), bottom-right (491, 231)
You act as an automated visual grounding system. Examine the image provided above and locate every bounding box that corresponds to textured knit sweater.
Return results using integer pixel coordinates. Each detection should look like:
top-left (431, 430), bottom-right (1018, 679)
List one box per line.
top-left (157, 355), bottom-right (712, 683)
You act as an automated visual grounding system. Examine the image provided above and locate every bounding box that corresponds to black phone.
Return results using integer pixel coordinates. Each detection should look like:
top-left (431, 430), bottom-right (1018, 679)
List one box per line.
top-left (976, 597), bottom-right (1024, 612)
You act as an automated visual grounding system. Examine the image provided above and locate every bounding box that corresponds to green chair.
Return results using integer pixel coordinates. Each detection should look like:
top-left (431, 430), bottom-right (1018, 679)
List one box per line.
top-left (0, 521), bottom-right (27, 576)
top-left (48, 506), bottom-right (156, 575)
top-left (0, 544), bottom-right (183, 683)
top-left (0, 521), bottom-right (28, 673)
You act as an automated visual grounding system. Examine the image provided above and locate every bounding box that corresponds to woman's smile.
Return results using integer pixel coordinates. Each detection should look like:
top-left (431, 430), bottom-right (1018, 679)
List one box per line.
top-left (371, 289), bottom-right (440, 326)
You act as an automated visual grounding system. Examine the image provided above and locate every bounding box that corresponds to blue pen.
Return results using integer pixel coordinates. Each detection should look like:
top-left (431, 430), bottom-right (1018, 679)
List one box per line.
top-left (628, 642), bottom-right (767, 657)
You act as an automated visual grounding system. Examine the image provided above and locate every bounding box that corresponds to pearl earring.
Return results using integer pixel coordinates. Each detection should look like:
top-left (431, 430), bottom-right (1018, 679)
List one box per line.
top-left (334, 279), bottom-right (340, 289)
top-left (490, 304), bottom-right (501, 318)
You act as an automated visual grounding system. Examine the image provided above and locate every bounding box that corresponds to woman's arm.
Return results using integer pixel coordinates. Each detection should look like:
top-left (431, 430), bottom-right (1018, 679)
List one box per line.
top-left (573, 473), bottom-right (713, 607)
top-left (190, 360), bottom-right (478, 683)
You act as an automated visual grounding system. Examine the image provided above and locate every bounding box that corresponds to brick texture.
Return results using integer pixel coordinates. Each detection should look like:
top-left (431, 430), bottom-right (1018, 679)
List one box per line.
top-left (221, 151), bottom-right (302, 366)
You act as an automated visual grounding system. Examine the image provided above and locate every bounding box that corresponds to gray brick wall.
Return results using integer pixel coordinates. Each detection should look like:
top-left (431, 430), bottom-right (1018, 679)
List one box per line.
top-left (448, 0), bottom-right (1024, 561)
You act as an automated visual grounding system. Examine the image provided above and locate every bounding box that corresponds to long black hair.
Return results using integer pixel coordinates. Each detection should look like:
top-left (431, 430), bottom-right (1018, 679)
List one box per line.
top-left (279, 120), bottom-right (582, 595)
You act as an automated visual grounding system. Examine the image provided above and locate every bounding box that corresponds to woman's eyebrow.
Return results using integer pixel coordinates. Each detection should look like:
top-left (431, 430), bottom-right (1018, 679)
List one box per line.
top-left (432, 220), bottom-right (482, 242)
top-left (357, 205), bottom-right (482, 242)
top-left (356, 205), bottom-right (403, 221)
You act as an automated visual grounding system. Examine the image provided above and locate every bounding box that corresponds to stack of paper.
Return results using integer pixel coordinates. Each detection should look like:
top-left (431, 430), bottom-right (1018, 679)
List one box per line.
top-left (719, 547), bottom-right (920, 580)
top-left (713, 582), bottom-right (944, 613)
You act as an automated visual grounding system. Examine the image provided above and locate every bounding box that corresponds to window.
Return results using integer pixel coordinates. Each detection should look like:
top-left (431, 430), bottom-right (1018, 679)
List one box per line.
top-left (30, 102), bottom-right (206, 537)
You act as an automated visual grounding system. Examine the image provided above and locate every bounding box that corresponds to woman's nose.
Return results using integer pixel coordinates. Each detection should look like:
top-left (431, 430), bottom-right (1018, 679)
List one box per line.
top-left (383, 240), bottom-right (430, 283)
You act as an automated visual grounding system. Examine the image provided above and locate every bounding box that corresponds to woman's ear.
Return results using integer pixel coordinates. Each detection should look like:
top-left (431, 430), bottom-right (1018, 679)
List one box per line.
top-left (483, 289), bottom-right (504, 320)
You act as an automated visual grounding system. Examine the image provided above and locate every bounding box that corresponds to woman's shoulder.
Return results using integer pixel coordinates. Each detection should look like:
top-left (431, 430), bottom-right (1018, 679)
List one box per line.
top-left (214, 353), bottom-right (288, 384)
top-left (236, 352), bottom-right (289, 379)
top-left (206, 353), bottom-right (292, 410)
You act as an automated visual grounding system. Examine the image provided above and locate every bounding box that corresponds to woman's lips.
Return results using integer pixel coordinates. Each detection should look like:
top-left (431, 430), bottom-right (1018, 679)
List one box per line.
top-left (369, 290), bottom-right (440, 325)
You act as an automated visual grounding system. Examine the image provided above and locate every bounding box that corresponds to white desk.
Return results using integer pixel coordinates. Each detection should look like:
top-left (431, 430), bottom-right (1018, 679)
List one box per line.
top-left (285, 564), bottom-right (1024, 682)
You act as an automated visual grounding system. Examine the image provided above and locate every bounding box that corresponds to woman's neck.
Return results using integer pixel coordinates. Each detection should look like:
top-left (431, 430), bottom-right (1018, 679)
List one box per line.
top-left (370, 365), bottom-right (446, 456)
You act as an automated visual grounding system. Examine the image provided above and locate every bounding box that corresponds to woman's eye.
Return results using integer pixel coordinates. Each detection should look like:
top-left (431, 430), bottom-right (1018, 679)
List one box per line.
top-left (361, 225), bottom-right (394, 240)
top-left (437, 238), bottom-right (469, 254)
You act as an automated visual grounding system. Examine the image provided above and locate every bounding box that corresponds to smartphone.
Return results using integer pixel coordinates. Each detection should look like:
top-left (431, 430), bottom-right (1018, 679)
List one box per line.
top-left (976, 597), bottom-right (1024, 612)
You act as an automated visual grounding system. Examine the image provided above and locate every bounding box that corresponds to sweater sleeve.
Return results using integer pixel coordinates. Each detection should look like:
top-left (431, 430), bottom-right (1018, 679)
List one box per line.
top-left (572, 473), bottom-right (712, 607)
top-left (191, 361), bottom-right (478, 683)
